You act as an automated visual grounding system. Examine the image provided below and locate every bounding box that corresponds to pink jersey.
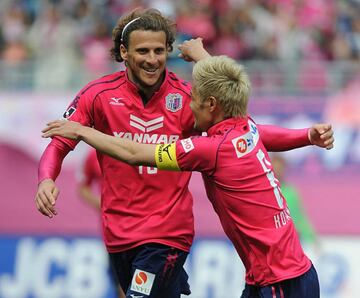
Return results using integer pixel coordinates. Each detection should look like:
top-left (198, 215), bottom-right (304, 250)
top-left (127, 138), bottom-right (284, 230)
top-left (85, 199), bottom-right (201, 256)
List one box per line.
top-left (80, 149), bottom-right (102, 190)
top-left (58, 69), bottom-right (195, 253)
top-left (155, 117), bottom-right (311, 286)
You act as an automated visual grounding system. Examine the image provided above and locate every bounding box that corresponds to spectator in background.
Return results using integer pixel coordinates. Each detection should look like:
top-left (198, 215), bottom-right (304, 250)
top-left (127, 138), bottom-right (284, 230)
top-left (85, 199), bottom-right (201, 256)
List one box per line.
top-left (0, 3), bottom-right (29, 62)
top-left (271, 153), bottom-right (318, 245)
top-left (26, 3), bottom-right (80, 90)
top-left (77, 148), bottom-right (125, 298)
top-left (80, 19), bottom-right (113, 80)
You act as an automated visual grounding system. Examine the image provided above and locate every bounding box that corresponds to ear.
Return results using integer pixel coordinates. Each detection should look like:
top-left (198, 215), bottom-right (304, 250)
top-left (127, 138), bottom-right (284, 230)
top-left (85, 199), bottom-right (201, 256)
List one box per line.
top-left (120, 44), bottom-right (128, 61)
top-left (208, 96), bottom-right (217, 112)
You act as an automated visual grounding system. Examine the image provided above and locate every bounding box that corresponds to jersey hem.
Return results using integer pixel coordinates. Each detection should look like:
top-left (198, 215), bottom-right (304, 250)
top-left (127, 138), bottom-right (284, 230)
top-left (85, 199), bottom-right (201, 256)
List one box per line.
top-left (245, 260), bottom-right (312, 286)
top-left (106, 239), bottom-right (191, 253)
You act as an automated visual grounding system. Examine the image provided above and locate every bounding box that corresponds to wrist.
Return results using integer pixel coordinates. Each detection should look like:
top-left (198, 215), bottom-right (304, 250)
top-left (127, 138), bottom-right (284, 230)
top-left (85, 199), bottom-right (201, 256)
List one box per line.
top-left (77, 126), bottom-right (87, 140)
top-left (307, 128), bottom-right (314, 145)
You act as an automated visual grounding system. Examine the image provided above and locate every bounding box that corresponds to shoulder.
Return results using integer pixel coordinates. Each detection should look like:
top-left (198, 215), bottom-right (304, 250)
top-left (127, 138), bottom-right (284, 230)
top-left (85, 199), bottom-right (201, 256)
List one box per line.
top-left (179, 135), bottom-right (220, 155)
top-left (175, 135), bottom-right (219, 172)
top-left (77, 71), bottom-right (126, 99)
top-left (166, 71), bottom-right (192, 97)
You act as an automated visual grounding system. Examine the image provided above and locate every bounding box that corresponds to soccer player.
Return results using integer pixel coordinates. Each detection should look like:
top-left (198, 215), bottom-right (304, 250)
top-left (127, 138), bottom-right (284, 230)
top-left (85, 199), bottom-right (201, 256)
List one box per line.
top-left (41, 55), bottom-right (333, 298)
top-left (35, 8), bottom-right (332, 298)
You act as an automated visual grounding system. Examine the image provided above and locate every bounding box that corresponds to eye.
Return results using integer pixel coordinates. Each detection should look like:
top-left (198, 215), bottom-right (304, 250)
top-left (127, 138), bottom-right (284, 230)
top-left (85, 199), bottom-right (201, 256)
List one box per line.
top-left (155, 48), bottom-right (165, 55)
top-left (137, 48), bottom-right (147, 54)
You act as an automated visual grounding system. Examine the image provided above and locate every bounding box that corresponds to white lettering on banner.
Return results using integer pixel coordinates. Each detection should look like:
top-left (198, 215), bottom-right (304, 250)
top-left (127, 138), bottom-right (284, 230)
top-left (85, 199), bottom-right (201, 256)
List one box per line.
top-left (184, 238), bottom-right (360, 298)
top-left (0, 238), bottom-right (109, 298)
top-left (186, 241), bottom-right (244, 298)
top-left (0, 237), bottom-right (360, 297)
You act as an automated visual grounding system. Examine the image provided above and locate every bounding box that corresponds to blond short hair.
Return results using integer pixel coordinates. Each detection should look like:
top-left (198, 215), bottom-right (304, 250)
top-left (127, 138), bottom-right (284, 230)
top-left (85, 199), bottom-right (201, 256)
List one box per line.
top-left (192, 56), bottom-right (251, 118)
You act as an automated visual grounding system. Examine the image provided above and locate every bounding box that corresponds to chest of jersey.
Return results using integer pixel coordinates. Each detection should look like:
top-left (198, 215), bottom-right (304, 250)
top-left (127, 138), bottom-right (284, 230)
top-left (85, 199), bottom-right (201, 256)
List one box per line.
top-left (92, 87), bottom-right (187, 144)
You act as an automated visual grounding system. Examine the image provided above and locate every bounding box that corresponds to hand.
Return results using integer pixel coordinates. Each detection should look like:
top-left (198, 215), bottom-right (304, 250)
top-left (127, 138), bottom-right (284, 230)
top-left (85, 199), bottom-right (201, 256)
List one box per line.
top-left (308, 124), bottom-right (334, 150)
top-left (178, 37), bottom-right (211, 62)
top-left (35, 179), bottom-right (59, 218)
top-left (42, 120), bottom-right (83, 140)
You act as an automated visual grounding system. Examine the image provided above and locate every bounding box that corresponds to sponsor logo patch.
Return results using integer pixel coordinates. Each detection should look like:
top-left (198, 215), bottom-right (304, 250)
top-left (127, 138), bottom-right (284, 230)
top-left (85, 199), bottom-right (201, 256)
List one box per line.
top-left (63, 96), bottom-right (79, 119)
top-left (231, 120), bottom-right (259, 158)
top-left (181, 138), bottom-right (194, 153)
top-left (165, 93), bottom-right (183, 112)
top-left (63, 107), bottom-right (76, 119)
top-left (130, 269), bottom-right (155, 296)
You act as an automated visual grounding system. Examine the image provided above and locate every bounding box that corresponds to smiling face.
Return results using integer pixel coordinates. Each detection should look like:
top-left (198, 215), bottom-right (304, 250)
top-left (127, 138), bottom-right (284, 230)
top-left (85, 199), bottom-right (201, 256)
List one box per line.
top-left (120, 30), bottom-right (168, 92)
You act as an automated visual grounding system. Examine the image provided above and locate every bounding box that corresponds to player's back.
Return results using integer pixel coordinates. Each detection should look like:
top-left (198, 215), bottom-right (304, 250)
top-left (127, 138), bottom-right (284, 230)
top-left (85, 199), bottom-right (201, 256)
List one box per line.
top-left (199, 117), bottom-right (311, 285)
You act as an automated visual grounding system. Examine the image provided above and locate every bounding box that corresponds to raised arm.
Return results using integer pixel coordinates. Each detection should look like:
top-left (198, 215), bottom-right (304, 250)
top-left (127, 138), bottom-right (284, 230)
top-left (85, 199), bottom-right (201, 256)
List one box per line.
top-left (42, 120), bottom-right (157, 167)
top-left (178, 38), bottom-right (211, 62)
top-left (258, 123), bottom-right (334, 151)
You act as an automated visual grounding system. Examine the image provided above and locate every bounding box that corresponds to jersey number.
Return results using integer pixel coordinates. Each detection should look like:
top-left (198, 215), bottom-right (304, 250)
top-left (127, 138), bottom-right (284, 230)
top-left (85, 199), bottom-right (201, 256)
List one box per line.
top-left (256, 149), bottom-right (284, 208)
top-left (138, 166), bottom-right (158, 175)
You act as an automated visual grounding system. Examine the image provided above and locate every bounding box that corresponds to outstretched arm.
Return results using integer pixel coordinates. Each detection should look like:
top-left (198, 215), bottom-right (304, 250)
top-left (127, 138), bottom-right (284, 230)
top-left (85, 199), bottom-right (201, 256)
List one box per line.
top-left (258, 123), bottom-right (334, 151)
top-left (42, 120), bottom-right (157, 167)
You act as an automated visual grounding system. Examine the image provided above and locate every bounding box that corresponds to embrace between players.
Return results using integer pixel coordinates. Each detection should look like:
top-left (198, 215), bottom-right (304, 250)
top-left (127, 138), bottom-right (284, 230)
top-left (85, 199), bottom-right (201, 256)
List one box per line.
top-left (36, 8), bottom-right (334, 298)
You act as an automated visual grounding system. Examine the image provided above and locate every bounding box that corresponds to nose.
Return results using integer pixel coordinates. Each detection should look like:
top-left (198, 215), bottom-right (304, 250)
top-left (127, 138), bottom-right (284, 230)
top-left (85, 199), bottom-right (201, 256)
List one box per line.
top-left (146, 51), bottom-right (157, 64)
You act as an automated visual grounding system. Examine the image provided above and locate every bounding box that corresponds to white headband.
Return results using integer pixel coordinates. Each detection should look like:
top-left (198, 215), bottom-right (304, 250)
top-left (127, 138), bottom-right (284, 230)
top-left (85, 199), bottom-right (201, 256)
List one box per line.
top-left (121, 17), bottom-right (141, 42)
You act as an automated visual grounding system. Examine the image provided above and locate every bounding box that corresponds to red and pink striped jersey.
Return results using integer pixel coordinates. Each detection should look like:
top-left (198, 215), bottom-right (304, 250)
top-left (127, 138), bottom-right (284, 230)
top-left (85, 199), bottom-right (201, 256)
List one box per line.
top-left (155, 117), bottom-right (311, 286)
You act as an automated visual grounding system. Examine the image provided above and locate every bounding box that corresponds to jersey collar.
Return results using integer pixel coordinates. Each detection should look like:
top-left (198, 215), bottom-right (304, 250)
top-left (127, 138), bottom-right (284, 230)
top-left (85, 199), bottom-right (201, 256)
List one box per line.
top-left (124, 68), bottom-right (170, 98)
top-left (207, 116), bottom-right (248, 136)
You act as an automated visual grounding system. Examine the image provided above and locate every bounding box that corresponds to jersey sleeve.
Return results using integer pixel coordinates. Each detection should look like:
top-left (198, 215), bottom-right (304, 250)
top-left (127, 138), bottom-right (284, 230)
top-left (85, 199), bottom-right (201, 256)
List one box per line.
top-left (57, 88), bottom-right (96, 149)
top-left (155, 136), bottom-right (217, 172)
top-left (257, 124), bottom-right (310, 152)
top-left (38, 138), bottom-right (71, 183)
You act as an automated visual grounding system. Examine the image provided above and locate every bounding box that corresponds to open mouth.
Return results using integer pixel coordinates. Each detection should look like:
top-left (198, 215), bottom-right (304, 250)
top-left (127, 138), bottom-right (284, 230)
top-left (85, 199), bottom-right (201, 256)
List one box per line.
top-left (143, 67), bottom-right (158, 75)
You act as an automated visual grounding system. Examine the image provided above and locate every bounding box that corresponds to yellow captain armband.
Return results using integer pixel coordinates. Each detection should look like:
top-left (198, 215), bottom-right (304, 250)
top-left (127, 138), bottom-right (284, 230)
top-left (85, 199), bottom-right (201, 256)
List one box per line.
top-left (155, 143), bottom-right (180, 171)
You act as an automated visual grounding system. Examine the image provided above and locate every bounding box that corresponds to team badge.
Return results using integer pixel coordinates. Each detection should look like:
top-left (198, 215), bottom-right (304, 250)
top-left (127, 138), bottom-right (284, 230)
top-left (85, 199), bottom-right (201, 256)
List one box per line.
top-left (165, 93), bottom-right (183, 112)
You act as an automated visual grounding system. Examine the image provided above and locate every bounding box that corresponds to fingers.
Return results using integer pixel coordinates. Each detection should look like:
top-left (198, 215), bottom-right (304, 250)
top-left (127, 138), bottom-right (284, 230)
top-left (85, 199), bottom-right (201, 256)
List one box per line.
top-left (42, 120), bottom-right (64, 133)
top-left (35, 180), bottom-right (58, 218)
top-left (320, 125), bottom-right (334, 149)
top-left (35, 191), bottom-right (58, 218)
top-left (313, 123), bottom-right (334, 150)
top-left (42, 128), bottom-right (58, 138)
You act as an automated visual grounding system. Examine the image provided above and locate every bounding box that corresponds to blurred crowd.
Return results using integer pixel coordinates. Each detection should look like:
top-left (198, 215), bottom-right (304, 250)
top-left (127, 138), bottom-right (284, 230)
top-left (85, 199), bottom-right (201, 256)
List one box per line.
top-left (0, 0), bottom-right (359, 91)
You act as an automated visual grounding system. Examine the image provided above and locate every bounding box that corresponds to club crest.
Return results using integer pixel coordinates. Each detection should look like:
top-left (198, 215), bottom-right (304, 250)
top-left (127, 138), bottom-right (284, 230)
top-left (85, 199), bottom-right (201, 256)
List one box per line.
top-left (165, 93), bottom-right (183, 112)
